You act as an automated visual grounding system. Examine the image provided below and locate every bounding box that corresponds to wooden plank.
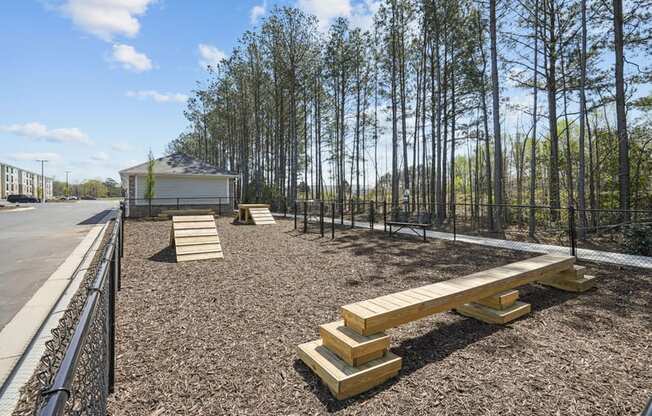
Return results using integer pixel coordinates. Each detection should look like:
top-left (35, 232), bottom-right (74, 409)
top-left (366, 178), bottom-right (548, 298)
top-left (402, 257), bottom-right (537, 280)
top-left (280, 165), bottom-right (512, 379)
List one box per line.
top-left (456, 301), bottom-right (531, 324)
top-left (342, 255), bottom-right (575, 335)
top-left (175, 236), bottom-right (220, 246)
top-left (175, 244), bottom-right (222, 255)
top-left (319, 320), bottom-right (389, 367)
top-left (297, 339), bottom-right (401, 400)
top-left (173, 228), bottom-right (217, 237)
top-left (172, 215), bottom-right (215, 222)
top-left (176, 251), bottom-right (223, 262)
top-left (173, 222), bottom-right (216, 230)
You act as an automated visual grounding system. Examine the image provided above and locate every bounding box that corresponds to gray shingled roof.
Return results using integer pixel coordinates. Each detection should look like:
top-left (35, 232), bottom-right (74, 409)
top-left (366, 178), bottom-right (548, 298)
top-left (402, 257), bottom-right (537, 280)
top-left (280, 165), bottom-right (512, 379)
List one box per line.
top-left (119, 153), bottom-right (237, 177)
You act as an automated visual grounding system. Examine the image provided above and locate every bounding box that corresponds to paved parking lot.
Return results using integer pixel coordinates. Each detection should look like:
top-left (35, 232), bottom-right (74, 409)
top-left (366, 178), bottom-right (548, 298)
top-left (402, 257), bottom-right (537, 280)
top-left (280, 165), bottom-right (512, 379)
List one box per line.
top-left (0, 200), bottom-right (117, 330)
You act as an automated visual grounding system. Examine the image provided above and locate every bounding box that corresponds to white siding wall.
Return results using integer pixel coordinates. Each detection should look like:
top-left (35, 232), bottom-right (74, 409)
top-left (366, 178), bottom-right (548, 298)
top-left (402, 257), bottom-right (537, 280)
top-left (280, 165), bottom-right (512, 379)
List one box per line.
top-left (134, 175), bottom-right (230, 205)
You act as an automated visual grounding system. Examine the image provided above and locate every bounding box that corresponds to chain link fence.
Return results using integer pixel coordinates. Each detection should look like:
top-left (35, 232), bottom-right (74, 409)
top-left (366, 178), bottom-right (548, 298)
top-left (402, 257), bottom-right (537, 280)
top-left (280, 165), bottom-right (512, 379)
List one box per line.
top-left (11, 208), bottom-right (122, 416)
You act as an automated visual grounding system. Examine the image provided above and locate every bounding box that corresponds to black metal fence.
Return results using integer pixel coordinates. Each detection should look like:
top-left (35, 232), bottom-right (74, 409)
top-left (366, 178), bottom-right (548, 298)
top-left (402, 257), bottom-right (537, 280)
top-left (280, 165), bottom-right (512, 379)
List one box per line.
top-left (21, 207), bottom-right (123, 416)
top-left (124, 196), bottom-right (236, 218)
top-left (277, 198), bottom-right (651, 267)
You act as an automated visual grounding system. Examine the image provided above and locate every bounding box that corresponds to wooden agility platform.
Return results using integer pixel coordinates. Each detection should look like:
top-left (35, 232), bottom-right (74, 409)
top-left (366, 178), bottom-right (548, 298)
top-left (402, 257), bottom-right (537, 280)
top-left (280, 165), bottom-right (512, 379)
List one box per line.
top-left (237, 204), bottom-right (276, 225)
top-left (170, 215), bottom-right (223, 262)
top-left (298, 254), bottom-right (597, 399)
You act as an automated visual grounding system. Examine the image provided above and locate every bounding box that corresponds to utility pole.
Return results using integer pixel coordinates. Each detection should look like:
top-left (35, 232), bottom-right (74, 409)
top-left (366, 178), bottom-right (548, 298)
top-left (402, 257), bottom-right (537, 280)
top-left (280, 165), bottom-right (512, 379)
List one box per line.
top-left (36, 159), bottom-right (48, 203)
top-left (65, 171), bottom-right (71, 198)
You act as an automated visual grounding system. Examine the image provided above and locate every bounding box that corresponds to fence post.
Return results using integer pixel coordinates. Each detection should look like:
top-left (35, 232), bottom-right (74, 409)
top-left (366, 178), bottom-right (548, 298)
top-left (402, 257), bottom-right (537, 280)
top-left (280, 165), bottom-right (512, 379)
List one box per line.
top-left (320, 201), bottom-right (324, 237)
top-left (303, 201), bottom-right (308, 233)
top-left (118, 216), bottom-right (122, 291)
top-left (568, 205), bottom-right (577, 257)
top-left (383, 201), bottom-right (387, 232)
top-left (370, 202), bottom-right (375, 230)
top-left (453, 203), bottom-right (457, 242)
top-left (294, 201), bottom-right (297, 230)
top-left (341, 200), bottom-right (344, 225)
top-left (108, 244), bottom-right (116, 394)
top-left (331, 202), bottom-right (335, 239)
top-left (120, 205), bottom-right (124, 259)
top-left (351, 201), bottom-right (355, 229)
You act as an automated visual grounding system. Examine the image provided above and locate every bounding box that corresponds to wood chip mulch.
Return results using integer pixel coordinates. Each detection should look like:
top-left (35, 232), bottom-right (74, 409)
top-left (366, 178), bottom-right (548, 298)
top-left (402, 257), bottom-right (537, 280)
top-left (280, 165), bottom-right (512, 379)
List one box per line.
top-left (108, 218), bottom-right (651, 416)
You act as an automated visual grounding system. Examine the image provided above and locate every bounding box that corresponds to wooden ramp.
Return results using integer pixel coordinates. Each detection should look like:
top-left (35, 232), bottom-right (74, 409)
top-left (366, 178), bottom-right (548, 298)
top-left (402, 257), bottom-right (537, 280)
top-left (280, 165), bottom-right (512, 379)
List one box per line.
top-left (170, 215), bottom-right (223, 262)
top-left (298, 254), bottom-right (597, 399)
top-left (248, 207), bottom-right (276, 225)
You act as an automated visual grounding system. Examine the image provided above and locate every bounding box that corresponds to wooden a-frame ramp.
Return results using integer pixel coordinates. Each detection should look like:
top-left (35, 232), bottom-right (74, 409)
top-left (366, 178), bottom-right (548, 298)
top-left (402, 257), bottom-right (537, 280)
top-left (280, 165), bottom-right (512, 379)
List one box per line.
top-left (298, 254), bottom-right (597, 400)
top-left (248, 207), bottom-right (276, 225)
top-left (170, 215), bottom-right (223, 262)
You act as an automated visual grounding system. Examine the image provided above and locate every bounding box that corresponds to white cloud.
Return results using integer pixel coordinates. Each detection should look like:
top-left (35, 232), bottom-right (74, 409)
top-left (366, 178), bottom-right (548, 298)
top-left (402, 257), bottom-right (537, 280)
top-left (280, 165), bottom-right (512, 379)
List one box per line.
top-left (9, 152), bottom-right (62, 162)
top-left (198, 43), bottom-right (227, 69)
top-left (1, 122), bottom-right (91, 144)
top-left (91, 151), bottom-right (110, 161)
top-left (111, 142), bottom-right (132, 152)
top-left (111, 43), bottom-right (153, 72)
top-left (60, 0), bottom-right (156, 41)
top-left (126, 90), bottom-right (187, 103)
top-left (250, 2), bottom-right (266, 25)
top-left (297, 0), bottom-right (379, 31)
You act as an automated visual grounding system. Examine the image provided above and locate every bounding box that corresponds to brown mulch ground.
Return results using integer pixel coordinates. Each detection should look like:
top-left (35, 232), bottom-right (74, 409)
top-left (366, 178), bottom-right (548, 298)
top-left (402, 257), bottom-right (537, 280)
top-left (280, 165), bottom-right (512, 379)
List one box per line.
top-left (108, 217), bottom-right (651, 416)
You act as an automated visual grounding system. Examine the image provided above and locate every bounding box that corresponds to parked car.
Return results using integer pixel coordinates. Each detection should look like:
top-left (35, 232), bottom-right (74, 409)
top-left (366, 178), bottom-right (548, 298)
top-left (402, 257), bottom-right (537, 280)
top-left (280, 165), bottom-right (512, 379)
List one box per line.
top-left (81, 196), bottom-right (96, 200)
top-left (7, 194), bottom-right (39, 203)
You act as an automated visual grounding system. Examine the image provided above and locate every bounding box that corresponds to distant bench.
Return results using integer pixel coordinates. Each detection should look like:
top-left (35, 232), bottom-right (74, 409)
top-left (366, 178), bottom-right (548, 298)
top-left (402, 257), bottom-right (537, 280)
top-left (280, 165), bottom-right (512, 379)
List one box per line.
top-left (386, 221), bottom-right (431, 242)
top-left (298, 254), bottom-right (597, 399)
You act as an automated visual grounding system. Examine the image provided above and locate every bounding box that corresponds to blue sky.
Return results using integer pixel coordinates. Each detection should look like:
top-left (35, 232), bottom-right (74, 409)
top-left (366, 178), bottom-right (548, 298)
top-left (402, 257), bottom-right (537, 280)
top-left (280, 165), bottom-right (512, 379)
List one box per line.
top-left (0, 0), bottom-right (381, 183)
top-left (2, 1), bottom-right (645, 185)
top-left (0, 1), bottom-right (273, 183)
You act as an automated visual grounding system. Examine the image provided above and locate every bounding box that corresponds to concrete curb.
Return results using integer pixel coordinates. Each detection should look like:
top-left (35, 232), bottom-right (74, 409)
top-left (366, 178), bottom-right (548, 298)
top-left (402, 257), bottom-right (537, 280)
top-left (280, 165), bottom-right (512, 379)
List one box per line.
top-left (0, 209), bottom-right (115, 415)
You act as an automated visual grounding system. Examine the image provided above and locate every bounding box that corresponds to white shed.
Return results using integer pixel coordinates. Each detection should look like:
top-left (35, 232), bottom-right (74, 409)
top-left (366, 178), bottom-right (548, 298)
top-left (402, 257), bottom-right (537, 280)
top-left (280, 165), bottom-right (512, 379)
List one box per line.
top-left (119, 153), bottom-right (238, 217)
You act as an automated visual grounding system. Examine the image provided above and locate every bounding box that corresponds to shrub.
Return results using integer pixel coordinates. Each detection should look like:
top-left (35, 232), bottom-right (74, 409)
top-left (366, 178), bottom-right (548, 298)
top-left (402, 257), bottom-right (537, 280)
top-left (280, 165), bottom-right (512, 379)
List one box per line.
top-left (623, 223), bottom-right (652, 256)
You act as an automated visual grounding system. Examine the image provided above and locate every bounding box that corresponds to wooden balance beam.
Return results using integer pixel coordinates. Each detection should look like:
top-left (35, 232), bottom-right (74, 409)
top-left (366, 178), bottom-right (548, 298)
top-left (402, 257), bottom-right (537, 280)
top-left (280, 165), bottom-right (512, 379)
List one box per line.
top-left (170, 215), bottom-right (223, 262)
top-left (297, 254), bottom-right (596, 400)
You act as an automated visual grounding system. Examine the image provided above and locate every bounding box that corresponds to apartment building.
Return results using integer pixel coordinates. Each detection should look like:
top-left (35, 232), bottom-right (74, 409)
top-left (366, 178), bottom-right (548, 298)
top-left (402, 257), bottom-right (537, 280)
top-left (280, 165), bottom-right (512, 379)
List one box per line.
top-left (0, 161), bottom-right (53, 200)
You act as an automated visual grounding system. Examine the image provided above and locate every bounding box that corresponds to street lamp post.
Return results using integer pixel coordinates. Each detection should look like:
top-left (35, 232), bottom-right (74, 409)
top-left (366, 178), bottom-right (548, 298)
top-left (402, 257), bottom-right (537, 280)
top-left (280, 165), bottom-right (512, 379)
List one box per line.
top-left (65, 171), bottom-right (71, 198)
top-left (36, 159), bottom-right (48, 203)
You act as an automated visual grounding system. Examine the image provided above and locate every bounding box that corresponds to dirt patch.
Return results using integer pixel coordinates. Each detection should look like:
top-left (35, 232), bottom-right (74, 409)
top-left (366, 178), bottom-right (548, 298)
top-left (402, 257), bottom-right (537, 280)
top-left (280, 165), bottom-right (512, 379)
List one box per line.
top-left (108, 218), bottom-right (651, 416)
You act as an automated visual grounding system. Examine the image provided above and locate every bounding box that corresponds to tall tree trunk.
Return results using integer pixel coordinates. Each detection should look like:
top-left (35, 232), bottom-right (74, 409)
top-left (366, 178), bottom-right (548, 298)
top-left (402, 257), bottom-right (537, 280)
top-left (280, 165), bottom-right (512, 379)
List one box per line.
top-left (578, 0), bottom-right (588, 236)
top-left (613, 0), bottom-right (629, 217)
top-left (529, 0), bottom-right (539, 238)
top-left (490, 0), bottom-right (503, 229)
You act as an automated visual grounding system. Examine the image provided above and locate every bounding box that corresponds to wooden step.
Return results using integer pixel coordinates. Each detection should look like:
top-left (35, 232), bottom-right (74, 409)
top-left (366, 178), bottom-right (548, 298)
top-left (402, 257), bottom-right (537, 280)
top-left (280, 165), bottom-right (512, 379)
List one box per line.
top-left (175, 236), bottom-right (220, 246)
top-left (177, 251), bottom-right (224, 262)
top-left (475, 290), bottom-right (519, 310)
top-left (297, 339), bottom-right (401, 400)
top-left (544, 264), bottom-right (586, 282)
top-left (173, 215), bottom-right (216, 223)
top-left (320, 321), bottom-right (389, 367)
top-left (456, 301), bottom-right (531, 324)
top-left (173, 222), bottom-right (216, 230)
top-left (173, 228), bottom-right (218, 237)
top-left (342, 255), bottom-right (575, 335)
top-left (175, 244), bottom-right (222, 255)
top-left (539, 274), bottom-right (596, 293)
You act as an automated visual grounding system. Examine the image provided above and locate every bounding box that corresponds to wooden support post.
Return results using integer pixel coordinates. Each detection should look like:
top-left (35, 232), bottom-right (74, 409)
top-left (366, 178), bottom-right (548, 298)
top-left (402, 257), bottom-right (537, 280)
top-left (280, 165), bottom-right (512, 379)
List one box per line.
top-left (456, 290), bottom-right (531, 325)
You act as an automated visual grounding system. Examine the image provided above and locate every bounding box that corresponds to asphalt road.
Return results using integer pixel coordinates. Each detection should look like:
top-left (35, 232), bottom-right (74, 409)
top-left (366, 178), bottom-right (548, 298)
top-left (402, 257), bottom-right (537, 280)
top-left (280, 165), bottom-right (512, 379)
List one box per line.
top-left (0, 200), bottom-right (118, 330)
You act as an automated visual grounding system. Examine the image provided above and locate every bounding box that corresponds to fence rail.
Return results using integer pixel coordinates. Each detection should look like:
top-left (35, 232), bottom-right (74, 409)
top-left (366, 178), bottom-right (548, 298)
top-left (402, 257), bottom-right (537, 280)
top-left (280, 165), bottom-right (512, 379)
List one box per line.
top-left (35, 207), bottom-right (122, 416)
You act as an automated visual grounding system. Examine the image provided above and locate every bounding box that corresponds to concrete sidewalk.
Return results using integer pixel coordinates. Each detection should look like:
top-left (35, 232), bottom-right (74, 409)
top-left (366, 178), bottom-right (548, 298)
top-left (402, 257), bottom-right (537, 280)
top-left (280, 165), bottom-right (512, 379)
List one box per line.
top-left (277, 213), bottom-right (652, 269)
